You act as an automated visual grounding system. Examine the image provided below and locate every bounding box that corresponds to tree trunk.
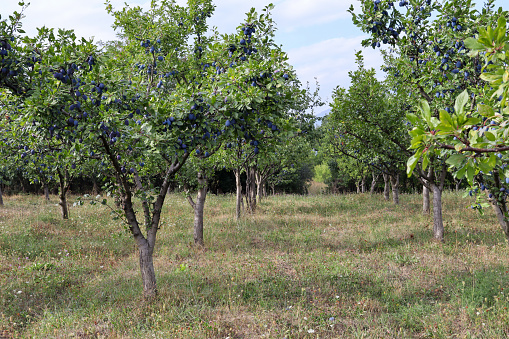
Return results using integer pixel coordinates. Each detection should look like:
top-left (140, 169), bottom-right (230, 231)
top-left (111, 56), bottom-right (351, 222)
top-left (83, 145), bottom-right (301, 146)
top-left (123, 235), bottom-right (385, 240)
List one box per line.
top-left (234, 169), bottom-right (242, 220)
top-left (57, 170), bottom-right (69, 219)
top-left (193, 172), bottom-right (207, 247)
top-left (44, 183), bottom-right (50, 201)
top-left (431, 183), bottom-right (444, 242)
top-left (245, 166), bottom-right (257, 213)
top-left (0, 183), bottom-right (3, 206)
top-left (427, 164), bottom-right (447, 242)
top-left (489, 201), bottom-right (509, 244)
top-left (255, 171), bottom-right (264, 201)
top-left (455, 178), bottom-right (463, 192)
top-left (370, 172), bottom-right (379, 194)
top-left (487, 172), bottom-right (509, 244)
top-left (138, 239), bottom-right (157, 298)
top-left (59, 191), bottom-right (69, 219)
top-left (382, 173), bottom-right (390, 201)
top-left (422, 167), bottom-right (431, 214)
top-left (423, 185), bottom-right (430, 214)
top-left (92, 177), bottom-right (99, 195)
top-left (356, 181), bottom-right (361, 194)
top-left (390, 174), bottom-right (399, 205)
top-left (361, 176), bottom-right (366, 193)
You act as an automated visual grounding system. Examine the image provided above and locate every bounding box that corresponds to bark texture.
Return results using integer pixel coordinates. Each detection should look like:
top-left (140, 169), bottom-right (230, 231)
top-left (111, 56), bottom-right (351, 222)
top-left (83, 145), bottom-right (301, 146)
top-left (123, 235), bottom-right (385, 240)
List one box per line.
top-left (382, 173), bottom-right (390, 201)
top-left (370, 172), bottom-right (379, 194)
top-left (234, 169), bottom-right (242, 220)
top-left (44, 184), bottom-right (50, 201)
top-left (138, 242), bottom-right (157, 298)
top-left (488, 172), bottom-right (509, 244)
top-left (245, 166), bottom-right (257, 213)
top-left (186, 172), bottom-right (207, 247)
top-left (422, 185), bottom-right (430, 215)
top-left (390, 174), bottom-right (399, 205)
top-left (432, 183), bottom-right (444, 242)
top-left (422, 167), bottom-right (432, 214)
top-left (57, 169), bottom-right (69, 219)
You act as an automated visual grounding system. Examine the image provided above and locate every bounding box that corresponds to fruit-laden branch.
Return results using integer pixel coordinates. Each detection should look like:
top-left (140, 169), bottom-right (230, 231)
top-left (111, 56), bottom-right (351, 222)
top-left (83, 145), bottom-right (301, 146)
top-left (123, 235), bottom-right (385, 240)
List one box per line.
top-left (438, 143), bottom-right (509, 154)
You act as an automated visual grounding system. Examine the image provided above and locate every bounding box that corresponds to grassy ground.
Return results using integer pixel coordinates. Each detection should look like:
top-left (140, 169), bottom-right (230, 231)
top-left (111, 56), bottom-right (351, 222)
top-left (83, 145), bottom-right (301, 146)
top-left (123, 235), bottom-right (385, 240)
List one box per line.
top-left (1, 191), bottom-right (509, 338)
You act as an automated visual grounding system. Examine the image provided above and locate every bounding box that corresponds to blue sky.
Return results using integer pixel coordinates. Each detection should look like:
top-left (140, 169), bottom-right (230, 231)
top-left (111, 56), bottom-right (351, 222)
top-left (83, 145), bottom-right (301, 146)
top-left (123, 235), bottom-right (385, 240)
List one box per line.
top-left (3, 0), bottom-right (502, 114)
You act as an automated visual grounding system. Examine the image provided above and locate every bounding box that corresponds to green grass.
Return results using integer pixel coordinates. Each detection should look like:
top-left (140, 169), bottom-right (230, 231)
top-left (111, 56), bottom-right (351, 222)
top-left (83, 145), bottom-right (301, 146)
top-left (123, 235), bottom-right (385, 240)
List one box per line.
top-left (1, 191), bottom-right (509, 338)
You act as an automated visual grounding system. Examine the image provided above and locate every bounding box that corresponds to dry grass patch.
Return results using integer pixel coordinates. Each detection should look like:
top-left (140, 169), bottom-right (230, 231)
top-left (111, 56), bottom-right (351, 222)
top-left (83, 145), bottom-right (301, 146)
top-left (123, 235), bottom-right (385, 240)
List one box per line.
top-left (2, 191), bottom-right (509, 338)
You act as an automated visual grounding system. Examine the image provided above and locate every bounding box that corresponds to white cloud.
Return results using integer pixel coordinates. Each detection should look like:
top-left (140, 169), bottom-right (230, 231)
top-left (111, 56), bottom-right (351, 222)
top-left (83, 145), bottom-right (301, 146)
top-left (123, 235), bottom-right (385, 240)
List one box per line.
top-left (274, 0), bottom-right (352, 32)
top-left (1, 0), bottom-right (386, 106)
top-left (207, 0), bottom-right (356, 36)
top-left (287, 37), bottom-right (385, 103)
top-left (1, 0), bottom-right (154, 42)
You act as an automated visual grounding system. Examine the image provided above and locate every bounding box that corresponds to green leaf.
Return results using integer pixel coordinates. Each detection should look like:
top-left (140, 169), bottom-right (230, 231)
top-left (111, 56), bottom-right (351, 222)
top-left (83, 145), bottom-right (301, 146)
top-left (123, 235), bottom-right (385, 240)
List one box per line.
top-left (466, 166), bottom-right (475, 185)
top-left (488, 153), bottom-right (497, 168)
top-left (456, 166), bottom-right (467, 179)
top-left (454, 90), bottom-right (469, 115)
top-left (496, 16), bottom-right (507, 42)
top-left (464, 37), bottom-right (485, 50)
top-left (477, 104), bottom-right (495, 118)
top-left (419, 100), bottom-right (431, 126)
top-left (446, 154), bottom-right (466, 167)
top-left (406, 113), bottom-right (419, 126)
top-left (422, 154), bottom-right (429, 171)
top-left (485, 131), bottom-right (496, 141)
top-left (407, 151), bottom-right (422, 177)
top-left (478, 159), bottom-right (493, 173)
top-left (439, 109), bottom-right (454, 128)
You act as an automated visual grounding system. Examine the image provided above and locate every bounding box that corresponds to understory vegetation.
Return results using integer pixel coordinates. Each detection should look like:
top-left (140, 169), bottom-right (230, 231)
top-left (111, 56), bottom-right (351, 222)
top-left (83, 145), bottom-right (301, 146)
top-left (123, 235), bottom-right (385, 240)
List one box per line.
top-left (1, 191), bottom-right (508, 338)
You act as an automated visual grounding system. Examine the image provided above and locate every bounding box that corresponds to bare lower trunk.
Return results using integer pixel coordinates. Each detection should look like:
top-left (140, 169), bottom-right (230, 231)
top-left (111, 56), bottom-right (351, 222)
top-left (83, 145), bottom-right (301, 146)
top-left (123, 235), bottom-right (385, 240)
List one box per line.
top-left (422, 167), bottom-right (431, 214)
top-left (382, 173), bottom-right (390, 201)
top-left (370, 172), bottom-right (379, 194)
top-left (432, 183), bottom-right (444, 242)
top-left (44, 184), bottom-right (50, 201)
top-left (455, 178), bottom-right (463, 192)
top-left (235, 169), bottom-right (242, 220)
top-left (423, 185), bottom-right (430, 214)
top-left (356, 181), bottom-right (361, 194)
top-left (488, 172), bottom-right (509, 244)
top-left (245, 166), bottom-right (257, 213)
top-left (59, 192), bottom-right (69, 219)
top-left (256, 179), bottom-right (262, 201)
top-left (390, 174), bottom-right (399, 204)
top-left (255, 171), bottom-right (264, 201)
top-left (138, 241), bottom-right (157, 298)
top-left (361, 176), bottom-right (366, 193)
top-left (92, 177), bottom-right (99, 195)
top-left (490, 202), bottom-right (509, 244)
top-left (0, 184), bottom-right (3, 206)
top-left (57, 170), bottom-right (69, 219)
top-left (192, 172), bottom-right (207, 247)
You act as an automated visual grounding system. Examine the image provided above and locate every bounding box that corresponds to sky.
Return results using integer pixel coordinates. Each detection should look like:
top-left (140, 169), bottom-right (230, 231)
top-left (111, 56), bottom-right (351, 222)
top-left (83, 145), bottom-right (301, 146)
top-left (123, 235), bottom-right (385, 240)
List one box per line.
top-left (1, 0), bottom-right (390, 114)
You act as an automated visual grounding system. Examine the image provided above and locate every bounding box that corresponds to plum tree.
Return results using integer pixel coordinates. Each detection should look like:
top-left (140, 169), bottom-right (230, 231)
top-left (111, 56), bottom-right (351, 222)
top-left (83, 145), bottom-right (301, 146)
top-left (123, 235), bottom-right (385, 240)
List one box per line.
top-left (350, 0), bottom-right (506, 241)
top-left (326, 52), bottom-right (411, 204)
top-left (408, 16), bottom-right (509, 243)
top-left (1, 0), bottom-right (308, 297)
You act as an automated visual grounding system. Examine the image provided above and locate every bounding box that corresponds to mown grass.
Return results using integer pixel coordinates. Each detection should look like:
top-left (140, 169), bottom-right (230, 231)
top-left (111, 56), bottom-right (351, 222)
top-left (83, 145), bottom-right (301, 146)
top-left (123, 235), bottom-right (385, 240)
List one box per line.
top-left (1, 191), bottom-right (509, 338)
